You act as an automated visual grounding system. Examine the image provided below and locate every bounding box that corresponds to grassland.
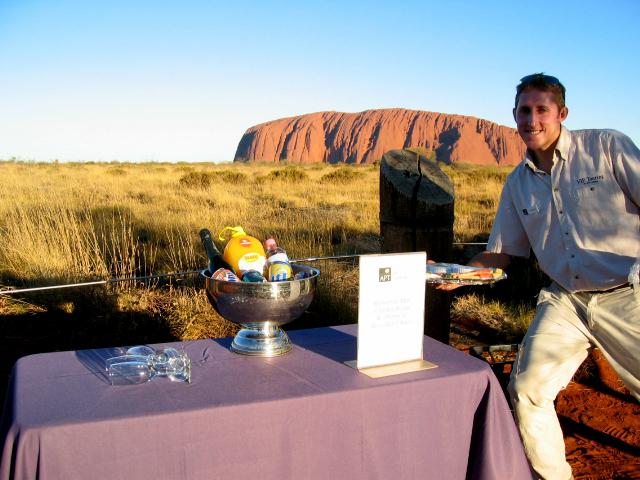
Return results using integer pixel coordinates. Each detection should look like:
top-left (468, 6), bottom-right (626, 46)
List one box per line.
top-left (0, 159), bottom-right (536, 363)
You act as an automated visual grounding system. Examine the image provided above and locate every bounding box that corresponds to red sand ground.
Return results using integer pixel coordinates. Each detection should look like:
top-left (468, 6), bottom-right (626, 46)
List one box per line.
top-left (559, 381), bottom-right (639, 479)
top-left (451, 330), bottom-right (640, 479)
top-left (558, 349), bottom-right (639, 479)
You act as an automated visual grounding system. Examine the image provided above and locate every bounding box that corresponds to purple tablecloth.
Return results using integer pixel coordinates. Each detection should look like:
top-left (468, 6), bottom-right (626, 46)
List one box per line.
top-left (1, 325), bottom-right (531, 480)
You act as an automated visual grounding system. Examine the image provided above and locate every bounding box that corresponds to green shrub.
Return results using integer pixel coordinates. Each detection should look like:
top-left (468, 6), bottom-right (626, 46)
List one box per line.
top-left (107, 167), bottom-right (127, 176)
top-left (178, 171), bottom-right (212, 189)
top-left (210, 170), bottom-right (247, 184)
top-left (267, 167), bottom-right (308, 182)
top-left (320, 167), bottom-right (363, 184)
top-left (406, 146), bottom-right (436, 162)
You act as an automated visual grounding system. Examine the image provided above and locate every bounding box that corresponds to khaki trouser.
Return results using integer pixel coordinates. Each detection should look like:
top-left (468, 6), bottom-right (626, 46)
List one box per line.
top-left (508, 282), bottom-right (640, 480)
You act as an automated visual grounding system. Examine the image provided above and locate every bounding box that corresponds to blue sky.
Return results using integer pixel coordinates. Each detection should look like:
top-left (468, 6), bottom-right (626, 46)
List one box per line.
top-left (1, 0), bottom-right (638, 162)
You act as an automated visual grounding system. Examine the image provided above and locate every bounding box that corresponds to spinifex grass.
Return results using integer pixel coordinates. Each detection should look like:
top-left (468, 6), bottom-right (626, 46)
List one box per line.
top-left (440, 164), bottom-right (510, 242)
top-left (451, 292), bottom-right (535, 342)
top-left (0, 160), bottom-right (532, 353)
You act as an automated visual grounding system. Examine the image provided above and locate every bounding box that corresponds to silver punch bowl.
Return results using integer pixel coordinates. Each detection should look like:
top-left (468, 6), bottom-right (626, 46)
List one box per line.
top-left (202, 264), bottom-right (320, 356)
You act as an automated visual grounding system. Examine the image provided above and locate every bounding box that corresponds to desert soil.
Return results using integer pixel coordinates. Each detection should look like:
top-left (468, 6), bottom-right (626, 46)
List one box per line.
top-left (451, 328), bottom-right (640, 479)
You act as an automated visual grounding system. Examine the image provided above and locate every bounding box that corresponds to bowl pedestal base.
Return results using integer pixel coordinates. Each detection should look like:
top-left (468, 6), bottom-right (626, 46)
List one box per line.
top-left (230, 323), bottom-right (293, 357)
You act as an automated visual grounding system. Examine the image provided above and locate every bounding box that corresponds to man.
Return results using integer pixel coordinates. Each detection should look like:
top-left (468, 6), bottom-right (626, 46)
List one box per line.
top-left (455, 73), bottom-right (640, 479)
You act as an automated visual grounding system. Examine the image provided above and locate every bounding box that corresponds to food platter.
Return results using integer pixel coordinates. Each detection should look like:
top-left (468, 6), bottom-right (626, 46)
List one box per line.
top-left (425, 263), bottom-right (507, 286)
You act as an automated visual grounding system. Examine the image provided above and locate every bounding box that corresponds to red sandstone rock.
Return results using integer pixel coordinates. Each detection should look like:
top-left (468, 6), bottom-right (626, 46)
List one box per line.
top-left (234, 108), bottom-right (525, 165)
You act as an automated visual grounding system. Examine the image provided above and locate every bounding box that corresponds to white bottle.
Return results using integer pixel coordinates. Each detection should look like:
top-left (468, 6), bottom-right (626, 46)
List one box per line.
top-left (264, 238), bottom-right (292, 281)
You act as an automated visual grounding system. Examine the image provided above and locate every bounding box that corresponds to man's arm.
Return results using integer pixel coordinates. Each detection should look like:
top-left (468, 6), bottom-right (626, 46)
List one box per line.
top-left (468, 251), bottom-right (512, 269)
top-left (609, 130), bottom-right (640, 209)
top-left (436, 175), bottom-right (521, 290)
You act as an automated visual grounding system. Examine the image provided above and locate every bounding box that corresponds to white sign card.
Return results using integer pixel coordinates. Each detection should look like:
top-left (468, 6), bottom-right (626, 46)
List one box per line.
top-left (356, 252), bottom-right (426, 369)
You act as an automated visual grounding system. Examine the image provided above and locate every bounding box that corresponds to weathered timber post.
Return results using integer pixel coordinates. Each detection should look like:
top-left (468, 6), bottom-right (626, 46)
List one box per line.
top-left (380, 149), bottom-right (454, 344)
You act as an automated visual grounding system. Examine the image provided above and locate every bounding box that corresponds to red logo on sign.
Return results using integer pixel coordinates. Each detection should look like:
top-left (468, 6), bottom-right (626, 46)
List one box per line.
top-left (239, 239), bottom-right (251, 247)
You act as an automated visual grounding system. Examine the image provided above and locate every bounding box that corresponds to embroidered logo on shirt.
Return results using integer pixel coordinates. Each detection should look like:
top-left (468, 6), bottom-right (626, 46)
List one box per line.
top-left (576, 175), bottom-right (603, 185)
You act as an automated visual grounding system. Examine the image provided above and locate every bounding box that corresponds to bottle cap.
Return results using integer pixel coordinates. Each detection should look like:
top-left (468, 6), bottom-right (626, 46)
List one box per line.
top-left (218, 226), bottom-right (247, 241)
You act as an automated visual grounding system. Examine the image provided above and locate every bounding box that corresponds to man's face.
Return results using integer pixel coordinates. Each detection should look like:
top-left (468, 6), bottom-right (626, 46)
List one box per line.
top-left (513, 88), bottom-right (568, 155)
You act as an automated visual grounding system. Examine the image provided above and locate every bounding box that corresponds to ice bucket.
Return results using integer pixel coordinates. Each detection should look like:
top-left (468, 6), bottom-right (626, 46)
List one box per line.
top-left (201, 264), bottom-right (320, 356)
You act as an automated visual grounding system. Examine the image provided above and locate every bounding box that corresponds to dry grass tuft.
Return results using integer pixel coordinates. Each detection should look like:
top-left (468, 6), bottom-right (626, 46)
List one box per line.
top-left (441, 164), bottom-right (510, 242)
top-left (178, 171), bottom-right (212, 189)
top-left (163, 288), bottom-right (239, 340)
top-left (266, 166), bottom-right (308, 182)
top-left (0, 296), bottom-right (47, 316)
top-left (451, 293), bottom-right (535, 342)
top-left (210, 170), bottom-right (247, 184)
top-left (320, 167), bottom-right (364, 184)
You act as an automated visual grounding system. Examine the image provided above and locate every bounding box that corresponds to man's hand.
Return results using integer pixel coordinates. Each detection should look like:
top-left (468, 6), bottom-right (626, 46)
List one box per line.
top-left (434, 281), bottom-right (461, 291)
top-left (468, 252), bottom-right (512, 270)
top-left (428, 252), bottom-right (511, 291)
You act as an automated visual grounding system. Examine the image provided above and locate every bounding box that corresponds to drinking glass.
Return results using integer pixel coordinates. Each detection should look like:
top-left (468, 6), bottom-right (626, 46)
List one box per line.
top-left (106, 355), bottom-right (155, 386)
top-left (106, 346), bottom-right (191, 385)
top-left (149, 347), bottom-right (191, 383)
top-left (126, 345), bottom-right (157, 356)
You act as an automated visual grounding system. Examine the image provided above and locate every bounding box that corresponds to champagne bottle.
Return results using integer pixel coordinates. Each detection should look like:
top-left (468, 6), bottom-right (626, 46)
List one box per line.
top-left (199, 228), bottom-right (233, 274)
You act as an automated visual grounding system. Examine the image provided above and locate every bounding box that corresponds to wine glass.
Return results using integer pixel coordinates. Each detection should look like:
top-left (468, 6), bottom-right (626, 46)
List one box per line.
top-left (148, 347), bottom-right (191, 383)
top-left (106, 346), bottom-right (191, 385)
top-left (126, 345), bottom-right (157, 356)
top-left (106, 355), bottom-right (155, 386)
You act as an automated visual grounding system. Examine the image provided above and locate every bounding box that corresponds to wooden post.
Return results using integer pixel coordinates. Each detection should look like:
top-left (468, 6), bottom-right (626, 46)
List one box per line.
top-left (380, 149), bottom-right (454, 344)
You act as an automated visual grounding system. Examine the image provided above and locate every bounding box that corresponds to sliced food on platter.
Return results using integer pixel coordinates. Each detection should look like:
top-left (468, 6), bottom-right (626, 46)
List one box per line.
top-left (425, 263), bottom-right (506, 285)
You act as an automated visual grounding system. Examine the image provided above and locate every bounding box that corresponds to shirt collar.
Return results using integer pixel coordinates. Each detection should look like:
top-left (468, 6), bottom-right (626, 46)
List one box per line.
top-left (523, 125), bottom-right (571, 173)
top-left (555, 125), bottom-right (571, 161)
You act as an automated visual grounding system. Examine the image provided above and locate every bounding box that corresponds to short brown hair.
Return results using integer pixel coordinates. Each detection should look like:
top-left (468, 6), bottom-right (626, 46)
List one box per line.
top-left (515, 73), bottom-right (566, 109)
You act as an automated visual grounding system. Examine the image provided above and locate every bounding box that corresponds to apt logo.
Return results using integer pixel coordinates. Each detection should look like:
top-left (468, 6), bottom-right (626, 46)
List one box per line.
top-left (379, 267), bottom-right (391, 282)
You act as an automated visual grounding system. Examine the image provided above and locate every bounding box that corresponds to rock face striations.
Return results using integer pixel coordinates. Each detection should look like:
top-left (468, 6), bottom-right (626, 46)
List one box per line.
top-left (234, 108), bottom-right (525, 166)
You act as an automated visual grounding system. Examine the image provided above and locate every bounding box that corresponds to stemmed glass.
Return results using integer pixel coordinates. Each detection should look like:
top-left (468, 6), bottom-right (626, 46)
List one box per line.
top-left (106, 346), bottom-right (191, 385)
top-left (147, 347), bottom-right (191, 383)
top-left (106, 355), bottom-right (155, 385)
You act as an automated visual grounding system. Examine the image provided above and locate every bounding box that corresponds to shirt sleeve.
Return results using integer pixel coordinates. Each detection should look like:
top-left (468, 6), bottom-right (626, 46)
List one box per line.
top-left (608, 130), bottom-right (640, 209)
top-left (486, 178), bottom-right (531, 258)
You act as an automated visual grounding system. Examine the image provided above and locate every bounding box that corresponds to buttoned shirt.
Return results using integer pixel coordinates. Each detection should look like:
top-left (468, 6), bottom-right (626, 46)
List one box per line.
top-left (487, 126), bottom-right (640, 292)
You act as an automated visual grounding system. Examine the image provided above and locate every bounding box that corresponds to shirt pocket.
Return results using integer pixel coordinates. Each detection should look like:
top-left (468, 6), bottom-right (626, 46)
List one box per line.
top-left (570, 180), bottom-right (623, 229)
top-left (571, 183), bottom-right (600, 200)
top-left (517, 200), bottom-right (548, 237)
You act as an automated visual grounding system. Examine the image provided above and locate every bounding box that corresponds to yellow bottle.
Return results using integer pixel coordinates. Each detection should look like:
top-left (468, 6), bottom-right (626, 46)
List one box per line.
top-left (218, 226), bottom-right (266, 275)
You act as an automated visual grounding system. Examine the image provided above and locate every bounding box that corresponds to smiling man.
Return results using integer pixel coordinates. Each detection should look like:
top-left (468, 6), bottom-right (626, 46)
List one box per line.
top-left (460, 73), bottom-right (640, 479)
top-left (514, 80), bottom-right (567, 174)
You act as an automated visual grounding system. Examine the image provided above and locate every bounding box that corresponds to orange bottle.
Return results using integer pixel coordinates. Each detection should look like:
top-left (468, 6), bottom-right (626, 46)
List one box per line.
top-left (217, 226), bottom-right (267, 275)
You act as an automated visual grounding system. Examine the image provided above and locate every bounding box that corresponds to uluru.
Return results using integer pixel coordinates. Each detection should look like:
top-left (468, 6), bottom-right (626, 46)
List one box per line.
top-left (234, 108), bottom-right (525, 166)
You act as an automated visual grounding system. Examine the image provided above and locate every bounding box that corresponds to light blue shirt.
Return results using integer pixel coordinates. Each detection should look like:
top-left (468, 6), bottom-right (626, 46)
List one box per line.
top-left (487, 126), bottom-right (640, 292)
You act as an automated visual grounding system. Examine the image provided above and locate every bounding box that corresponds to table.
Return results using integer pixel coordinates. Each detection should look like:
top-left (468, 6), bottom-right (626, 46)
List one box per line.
top-left (1, 325), bottom-right (531, 480)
